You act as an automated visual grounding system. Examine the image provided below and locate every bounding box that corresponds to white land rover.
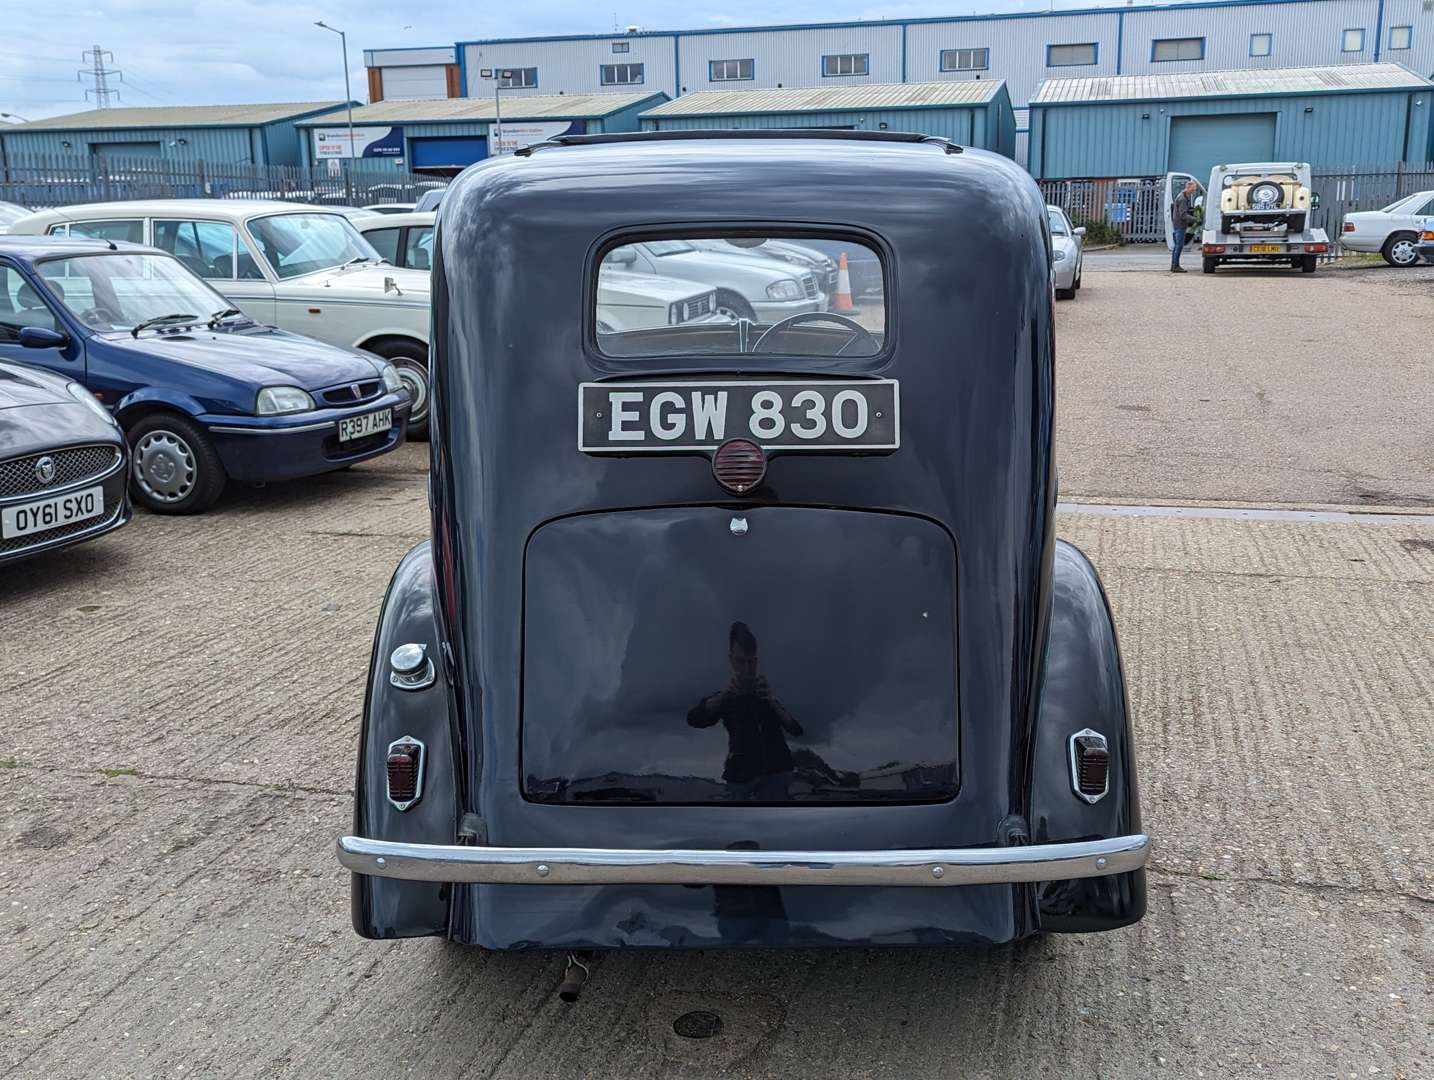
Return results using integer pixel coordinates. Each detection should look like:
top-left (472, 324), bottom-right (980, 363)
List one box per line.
top-left (13, 200), bottom-right (436, 435)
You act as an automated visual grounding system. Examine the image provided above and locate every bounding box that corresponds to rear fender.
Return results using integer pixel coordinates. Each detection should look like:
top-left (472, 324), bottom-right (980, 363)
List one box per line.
top-left (351, 541), bottom-right (458, 939)
top-left (1030, 540), bottom-right (1146, 932)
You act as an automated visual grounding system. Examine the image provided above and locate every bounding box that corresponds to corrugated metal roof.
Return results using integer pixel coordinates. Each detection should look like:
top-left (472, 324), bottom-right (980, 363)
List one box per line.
top-left (1031, 63), bottom-right (1431, 105)
top-left (9, 102), bottom-right (349, 131)
top-left (641, 80), bottom-right (1003, 118)
top-left (297, 92), bottom-right (665, 125)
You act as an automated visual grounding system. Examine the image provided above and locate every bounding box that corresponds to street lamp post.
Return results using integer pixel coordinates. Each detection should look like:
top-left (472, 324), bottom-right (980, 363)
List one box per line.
top-left (493, 71), bottom-right (510, 155)
top-left (315, 20), bottom-right (355, 202)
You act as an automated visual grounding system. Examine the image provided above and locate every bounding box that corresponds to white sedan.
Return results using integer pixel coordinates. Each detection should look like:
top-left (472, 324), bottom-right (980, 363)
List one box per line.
top-left (1340, 191), bottom-right (1434, 267)
top-left (1046, 205), bottom-right (1085, 300)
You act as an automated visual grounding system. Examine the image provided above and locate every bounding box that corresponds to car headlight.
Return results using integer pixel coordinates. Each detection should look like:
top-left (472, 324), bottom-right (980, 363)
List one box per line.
top-left (378, 361), bottom-right (404, 394)
top-left (66, 381), bottom-right (117, 426)
top-left (256, 386), bottom-right (316, 416)
top-left (1222, 175), bottom-right (1235, 187)
top-left (766, 279), bottom-right (802, 301)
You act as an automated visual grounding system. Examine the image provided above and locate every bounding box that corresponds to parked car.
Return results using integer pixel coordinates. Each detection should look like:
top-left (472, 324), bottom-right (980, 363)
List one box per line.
top-left (353, 212), bottom-right (435, 271)
top-left (694, 238), bottom-right (838, 296)
top-left (0, 201), bottom-right (31, 235)
top-left (361, 203), bottom-right (417, 216)
top-left (1183, 164), bottom-right (1330, 274)
top-left (352, 212), bottom-right (728, 334)
top-left (414, 188), bottom-right (447, 213)
top-left (608, 239), bottom-right (825, 323)
top-left (337, 130), bottom-right (1147, 959)
top-left (1420, 227), bottom-right (1434, 265)
top-left (1339, 190), bottom-right (1434, 267)
top-left (0, 236), bottom-right (409, 514)
top-left (0, 356), bottom-right (131, 563)
top-left (795, 238), bottom-right (884, 299)
top-left (1047, 204), bottom-right (1086, 299)
top-left (10, 200), bottom-right (434, 437)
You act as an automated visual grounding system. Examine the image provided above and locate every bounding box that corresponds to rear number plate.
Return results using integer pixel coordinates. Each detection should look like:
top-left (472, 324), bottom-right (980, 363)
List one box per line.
top-left (1, 485), bottom-right (104, 539)
top-left (338, 408), bottom-right (392, 442)
top-left (1249, 244), bottom-right (1284, 253)
top-left (578, 380), bottom-right (899, 453)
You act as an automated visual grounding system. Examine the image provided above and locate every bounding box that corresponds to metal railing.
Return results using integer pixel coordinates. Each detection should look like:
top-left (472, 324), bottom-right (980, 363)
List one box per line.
top-left (1040, 164), bottom-right (1434, 247)
top-left (0, 152), bottom-right (445, 209)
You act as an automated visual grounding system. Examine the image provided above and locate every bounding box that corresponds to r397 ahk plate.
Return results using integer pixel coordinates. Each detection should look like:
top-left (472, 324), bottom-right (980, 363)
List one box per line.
top-left (578, 379), bottom-right (899, 454)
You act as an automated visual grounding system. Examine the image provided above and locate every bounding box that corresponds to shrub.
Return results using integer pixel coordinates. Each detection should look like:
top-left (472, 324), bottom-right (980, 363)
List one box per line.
top-left (1075, 218), bottom-right (1125, 246)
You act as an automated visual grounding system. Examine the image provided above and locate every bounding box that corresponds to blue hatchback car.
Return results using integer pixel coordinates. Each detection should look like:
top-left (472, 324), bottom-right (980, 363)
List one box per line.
top-left (0, 237), bottom-right (410, 513)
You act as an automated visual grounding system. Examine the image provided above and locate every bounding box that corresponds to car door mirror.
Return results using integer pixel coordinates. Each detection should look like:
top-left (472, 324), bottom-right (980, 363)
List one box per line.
top-left (606, 247), bottom-right (637, 267)
top-left (19, 326), bottom-right (70, 349)
top-left (1310, 192), bottom-right (1321, 210)
top-left (1073, 226), bottom-right (1087, 237)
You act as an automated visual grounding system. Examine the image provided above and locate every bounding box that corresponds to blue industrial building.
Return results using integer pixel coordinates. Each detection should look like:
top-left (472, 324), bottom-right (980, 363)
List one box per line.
top-left (1028, 62), bottom-right (1433, 179)
top-left (294, 91), bottom-right (666, 170)
top-left (0, 102), bottom-right (350, 166)
top-left (639, 81), bottom-right (1017, 158)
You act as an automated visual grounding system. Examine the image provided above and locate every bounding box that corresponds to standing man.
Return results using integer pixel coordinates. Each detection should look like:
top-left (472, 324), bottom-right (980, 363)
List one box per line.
top-left (1170, 179), bottom-right (1198, 273)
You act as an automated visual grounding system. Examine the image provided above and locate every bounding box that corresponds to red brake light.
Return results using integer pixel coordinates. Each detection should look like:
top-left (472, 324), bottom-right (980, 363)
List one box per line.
top-left (1070, 730), bottom-right (1110, 803)
top-left (712, 438), bottom-right (766, 495)
top-left (1343, 221), bottom-right (1356, 232)
top-left (1306, 244), bottom-right (1327, 253)
top-left (1203, 244), bottom-right (1225, 254)
top-left (386, 739), bottom-right (423, 808)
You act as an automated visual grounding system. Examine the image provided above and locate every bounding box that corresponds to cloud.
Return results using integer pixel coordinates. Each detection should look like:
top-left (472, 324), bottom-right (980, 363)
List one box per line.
top-left (3, 0), bottom-right (1115, 119)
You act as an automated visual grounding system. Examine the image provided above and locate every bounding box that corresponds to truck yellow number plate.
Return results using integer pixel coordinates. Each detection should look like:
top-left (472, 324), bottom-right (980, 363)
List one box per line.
top-left (1249, 244), bottom-right (1283, 253)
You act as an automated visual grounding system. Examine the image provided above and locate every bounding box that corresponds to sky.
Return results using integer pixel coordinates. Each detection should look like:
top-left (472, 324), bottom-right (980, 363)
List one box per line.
top-left (1, 0), bottom-right (1135, 120)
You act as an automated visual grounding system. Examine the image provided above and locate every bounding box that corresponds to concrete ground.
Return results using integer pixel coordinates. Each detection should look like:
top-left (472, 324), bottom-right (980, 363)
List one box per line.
top-left (1, 261), bottom-right (1431, 1078)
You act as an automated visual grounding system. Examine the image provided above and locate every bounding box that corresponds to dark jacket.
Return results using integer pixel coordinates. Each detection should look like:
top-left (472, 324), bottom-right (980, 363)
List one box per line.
top-left (688, 690), bottom-right (801, 784)
top-left (1171, 191), bottom-right (1197, 229)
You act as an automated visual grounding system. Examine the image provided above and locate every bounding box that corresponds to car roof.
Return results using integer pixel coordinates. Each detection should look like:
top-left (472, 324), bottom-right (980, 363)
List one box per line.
top-left (17, 198), bottom-right (350, 226)
top-left (355, 211), bottom-right (435, 230)
top-left (0, 235), bottom-right (163, 261)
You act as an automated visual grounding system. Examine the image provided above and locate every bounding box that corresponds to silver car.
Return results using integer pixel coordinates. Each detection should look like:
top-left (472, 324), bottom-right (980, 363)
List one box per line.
top-left (607, 239), bottom-right (824, 323)
top-left (1047, 205), bottom-right (1085, 300)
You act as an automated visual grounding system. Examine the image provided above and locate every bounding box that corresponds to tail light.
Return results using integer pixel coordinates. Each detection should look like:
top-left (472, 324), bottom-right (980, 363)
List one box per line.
top-left (1306, 243), bottom-right (1328, 253)
top-left (386, 737), bottom-right (425, 811)
top-left (1069, 729), bottom-right (1110, 804)
top-left (1343, 221), bottom-right (1356, 232)
top-left (712, 438), bottom-right (766, 495)
top-left (1203, 244), bottom-right (1226, 254)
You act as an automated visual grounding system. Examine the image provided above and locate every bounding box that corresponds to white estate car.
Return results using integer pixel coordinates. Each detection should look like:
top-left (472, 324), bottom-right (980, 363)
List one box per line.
top-left (1046, 204), bottom-right (1086, 300)
top-left (605, 240), bottom-right (825, 323)
top-left (11, 200), bottom-right (435, 435)
top-left (1340, 190), bottom-right (1434, 267)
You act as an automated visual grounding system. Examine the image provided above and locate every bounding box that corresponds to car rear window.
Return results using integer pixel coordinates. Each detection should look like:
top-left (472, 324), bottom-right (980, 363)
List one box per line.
top-left (594, 234), bottom-right (886, 360)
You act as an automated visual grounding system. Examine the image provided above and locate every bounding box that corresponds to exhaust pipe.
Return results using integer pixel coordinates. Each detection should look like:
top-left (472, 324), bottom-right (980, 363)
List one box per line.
top-left (557, 951), bottom-right (591, 1003)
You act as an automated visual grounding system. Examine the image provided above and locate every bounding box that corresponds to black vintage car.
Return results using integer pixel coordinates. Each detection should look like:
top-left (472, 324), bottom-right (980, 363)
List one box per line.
top-left (0, 357), bottom-right (130, 563)
top-left (339, 131), bottom-right (1148, 959)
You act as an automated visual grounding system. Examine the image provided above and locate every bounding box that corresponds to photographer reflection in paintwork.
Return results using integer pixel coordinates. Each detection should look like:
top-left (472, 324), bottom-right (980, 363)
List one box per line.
top-left (687, 621), bottom-right (804, 801)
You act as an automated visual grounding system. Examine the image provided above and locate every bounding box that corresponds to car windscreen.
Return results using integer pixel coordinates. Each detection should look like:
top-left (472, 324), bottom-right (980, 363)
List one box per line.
top-left (247, 213), bottom-right (379, 279)
top-left (595, 234), bottom-right (886, 361)
top-left (1046, 209), bottom-right (1070, 236)
top-left (35, 252), bottom-right (233, 333)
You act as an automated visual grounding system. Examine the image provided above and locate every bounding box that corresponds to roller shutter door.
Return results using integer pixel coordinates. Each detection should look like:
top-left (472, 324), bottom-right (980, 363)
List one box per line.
top-left (1167, 114), bottom-right (1276, 182)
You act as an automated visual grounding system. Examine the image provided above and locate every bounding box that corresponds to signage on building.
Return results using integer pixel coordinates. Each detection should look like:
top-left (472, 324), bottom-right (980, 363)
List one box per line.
top-left (312, 126), bottom-right (405, 159)
top-left (487, 120), bottom-right (582, 155)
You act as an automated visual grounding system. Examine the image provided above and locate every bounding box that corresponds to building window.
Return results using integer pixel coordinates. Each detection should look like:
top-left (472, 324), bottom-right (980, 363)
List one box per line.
top-left (611, 41), bottom-right (629, 54)
top-left (1389, 25), bottom-right (1412, 50)
top-left (1249, 33), bottom-right (1272, 57)
top-left (709, 58), bottom-right (755, 81)
top-left (1151, 36), bottom-right (1205, 61)
top-left (601, 62), bottom-right (645, 85)
top-left (498, 67), bottom-right (538, 88)
top-left (822, 53), bottom-right (870, 77)
top-left (1046, 42), bottom-right (1098, 67)
top-left (1341, 28), bottom-right (1365, 52)
top-left (940, 48), bottom-right (990, 72)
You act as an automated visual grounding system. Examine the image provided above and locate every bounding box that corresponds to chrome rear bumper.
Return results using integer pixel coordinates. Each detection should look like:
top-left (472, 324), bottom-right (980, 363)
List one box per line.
top-left (336, 833), bottom-right (1149, 888)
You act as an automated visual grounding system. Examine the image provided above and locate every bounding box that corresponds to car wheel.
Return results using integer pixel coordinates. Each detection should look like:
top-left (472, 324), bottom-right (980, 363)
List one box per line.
top-left (127, 413), bottom-right (226, 515)
top-left (371, 340), bottom-right (430, 441)
top-left (714, 290), bottom-right (756, 323)
top-left (1301, 255), bottom-right (1318, 274)
top-left (1202, 257), bottom-right (1218, 274)
top-left (1073, 261), bottom-right (1082, 290)
top-left (1381, 233), bottom-right (1419, 268)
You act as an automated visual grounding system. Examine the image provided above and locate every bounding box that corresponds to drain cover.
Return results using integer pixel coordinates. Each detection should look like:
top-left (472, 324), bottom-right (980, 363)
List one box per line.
top-left (672, 1010), bottom-right (724, 1039)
